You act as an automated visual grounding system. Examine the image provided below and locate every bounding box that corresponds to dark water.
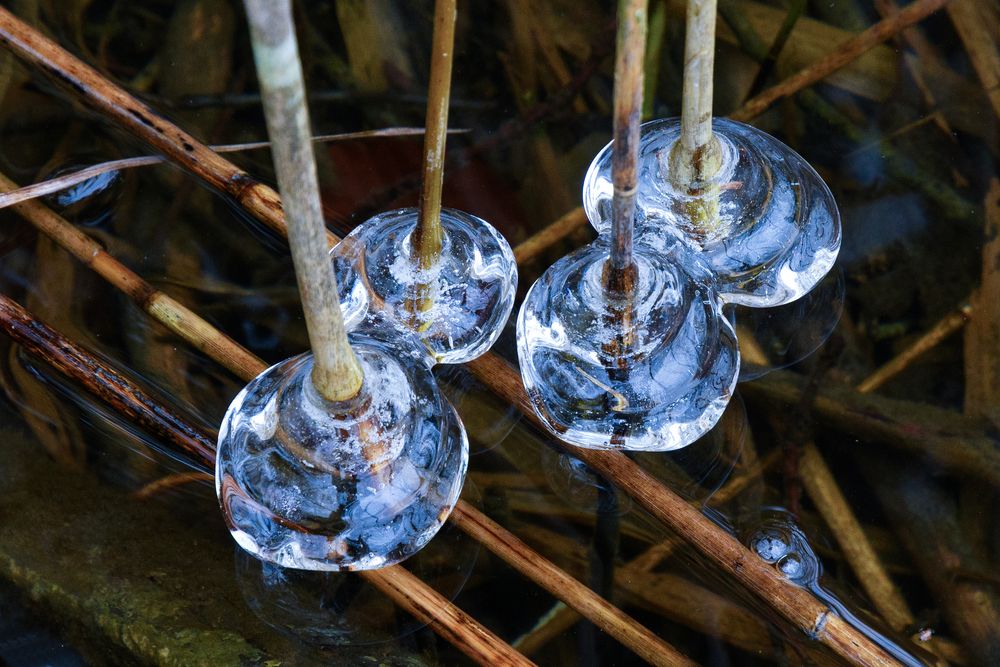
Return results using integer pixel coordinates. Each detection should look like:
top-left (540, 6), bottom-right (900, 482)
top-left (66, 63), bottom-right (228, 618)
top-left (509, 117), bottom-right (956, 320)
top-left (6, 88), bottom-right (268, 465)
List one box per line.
top-left (0, 1), bottom-right (997, 665)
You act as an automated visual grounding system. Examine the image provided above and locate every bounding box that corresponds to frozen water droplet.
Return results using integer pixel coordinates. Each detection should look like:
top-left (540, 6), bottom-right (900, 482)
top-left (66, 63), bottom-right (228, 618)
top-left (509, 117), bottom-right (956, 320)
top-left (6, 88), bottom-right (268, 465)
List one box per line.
top-left (516, 236), bottom-right (739, 451)
top-left (583, 118), bottom-right (840, 307)
top-left (331, 208), bottom-right (517, 364)
top-left (216, 323), bottom-right (468, 571)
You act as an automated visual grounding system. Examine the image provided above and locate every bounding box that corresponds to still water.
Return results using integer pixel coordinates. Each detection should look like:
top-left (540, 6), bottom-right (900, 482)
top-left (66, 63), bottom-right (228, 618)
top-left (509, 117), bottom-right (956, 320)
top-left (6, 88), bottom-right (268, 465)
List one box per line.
top-left (0, 0), bottom-right (997, 665)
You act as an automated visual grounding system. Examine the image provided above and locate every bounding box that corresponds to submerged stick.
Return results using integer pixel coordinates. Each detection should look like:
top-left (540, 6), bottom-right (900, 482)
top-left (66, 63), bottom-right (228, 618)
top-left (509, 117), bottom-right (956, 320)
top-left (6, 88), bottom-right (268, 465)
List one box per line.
top-left (730, 0), bottom-right (953, 122)
top-left (242, 0), bottom-right (361, 402)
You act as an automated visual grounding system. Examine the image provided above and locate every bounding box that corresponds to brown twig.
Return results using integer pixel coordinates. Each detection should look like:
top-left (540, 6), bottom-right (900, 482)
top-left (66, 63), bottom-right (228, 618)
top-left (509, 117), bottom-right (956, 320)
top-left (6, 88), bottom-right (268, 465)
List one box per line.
top-left (856, 302), bottom-right (973, 394)
top-left (743, 370), bottom-right (1000, 487)
top-left (511, 206), bottom-right (589, 265)
top-left (0, 294), bottom-right (217, 467)
top-left (413, 0), bottom-right (455, 273)
top-left (730, 0), bottom-right (953, 122)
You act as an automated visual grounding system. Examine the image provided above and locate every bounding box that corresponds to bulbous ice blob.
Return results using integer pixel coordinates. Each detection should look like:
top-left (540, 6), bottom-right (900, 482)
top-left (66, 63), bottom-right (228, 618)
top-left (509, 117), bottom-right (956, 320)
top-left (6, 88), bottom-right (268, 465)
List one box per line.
top-left (216, 324), bottom-right (468, 571)
top-left (582, 118), bottom-right (841, 307)
top-left (331, 208), bottom-right (517, 364)
top-left (745, 510), bottom-right (821, 587)
top-left (516, 237), bottom-right (740, 451)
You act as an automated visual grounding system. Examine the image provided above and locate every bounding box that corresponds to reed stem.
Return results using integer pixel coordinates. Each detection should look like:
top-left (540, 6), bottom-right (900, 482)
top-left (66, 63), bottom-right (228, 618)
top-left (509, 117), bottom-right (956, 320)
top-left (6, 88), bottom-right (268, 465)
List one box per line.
top-left (242, 0), bottom-right (362, 402)
top-left (668, 0), bottom-right (722, 204)
top-left (608, 0), bottom-right (647, 289)
top-left (413, 0), bottom-right (456, 271)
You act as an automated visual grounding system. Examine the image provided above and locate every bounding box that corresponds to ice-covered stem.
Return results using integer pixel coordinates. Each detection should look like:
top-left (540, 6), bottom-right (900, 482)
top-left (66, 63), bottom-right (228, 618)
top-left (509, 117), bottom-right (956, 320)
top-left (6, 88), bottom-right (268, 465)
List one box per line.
top-left (243, 0), bottom-right (363, 402)
top-left (668, 0), bottom-right (722, 232)
top-left (608, 0), bottom-right (648, 292)
top-left (414, 0), bottom-right (456, 270)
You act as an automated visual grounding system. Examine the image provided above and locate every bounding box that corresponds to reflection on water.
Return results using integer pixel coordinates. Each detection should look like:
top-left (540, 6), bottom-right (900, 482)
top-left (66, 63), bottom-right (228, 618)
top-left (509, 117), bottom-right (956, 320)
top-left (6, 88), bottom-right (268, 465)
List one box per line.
top-left (0, 1), bottom-right (997, 665)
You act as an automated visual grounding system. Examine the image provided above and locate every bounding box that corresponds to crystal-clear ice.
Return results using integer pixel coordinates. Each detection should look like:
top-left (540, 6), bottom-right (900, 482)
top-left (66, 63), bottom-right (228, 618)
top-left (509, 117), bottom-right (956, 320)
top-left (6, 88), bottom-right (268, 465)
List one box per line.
top-left (582, 118), bottom-right (841, 307)
top-left (216, 322), bottom-right (468, 571)
top-left (331, 208), bottom-right (517, 364)
top-left (516, 237), bottom-right (740, 451)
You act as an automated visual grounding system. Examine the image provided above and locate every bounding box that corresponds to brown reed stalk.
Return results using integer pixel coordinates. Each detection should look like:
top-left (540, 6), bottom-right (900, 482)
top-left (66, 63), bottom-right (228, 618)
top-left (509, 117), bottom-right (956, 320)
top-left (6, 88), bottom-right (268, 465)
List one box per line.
top-left (608, 0), bottom-right (647, 287)
top-left (414, 0), bottom-right (456, 273)
top-left (730, 0), bottom-right (954, 122)
top-left (0, 173), bottom-right (690, 667)
top-left (0, 9), bottom-right (922, 663)
top-left (0, 290), bottom-right (534, 667)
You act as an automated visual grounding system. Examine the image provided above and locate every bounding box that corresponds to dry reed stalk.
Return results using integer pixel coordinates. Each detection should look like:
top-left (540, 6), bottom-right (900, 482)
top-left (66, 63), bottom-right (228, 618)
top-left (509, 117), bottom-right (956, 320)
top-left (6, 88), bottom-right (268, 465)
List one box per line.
top-left (0, 290), bottom-right (534, 667)
top-left (451, 503), bottom-right (695, 667)
top-left (468, 353), bottom-right (900, 666)
top-left (0, 9), bottom-right (919, 663)
top-left (0, 173), bottom-right (689, 667)
top-left (242, 0), bottom-right (361, 402)
top-left (799, 443), bottom-right (913, 631)
top-left (668, 0), bottom-right (722, 192)
top-left (413, 0), bottom-right (455, 273)
top-left (730, 0), bottom-right (953, 122)
top-left (608, 0), bottom-right (647, 285)
top-left (0, 173), bottom-right (266, 379)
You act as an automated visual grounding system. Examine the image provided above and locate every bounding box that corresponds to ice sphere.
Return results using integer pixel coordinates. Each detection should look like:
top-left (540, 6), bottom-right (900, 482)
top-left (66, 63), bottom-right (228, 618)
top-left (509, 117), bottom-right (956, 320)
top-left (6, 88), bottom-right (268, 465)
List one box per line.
top-left (516, 236), bottom-right (740, 451)
top-left (582, 118), bottom-right (841, 307)
top-left (216, 322), bottom-right (468, 571)
top-left (331, 208), bottom-right (517, 364)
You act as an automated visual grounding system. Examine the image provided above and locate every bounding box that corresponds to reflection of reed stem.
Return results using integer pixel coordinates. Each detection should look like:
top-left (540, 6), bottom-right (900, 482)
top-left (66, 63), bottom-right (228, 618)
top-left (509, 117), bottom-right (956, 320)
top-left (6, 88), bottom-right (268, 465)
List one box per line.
top-left (243, 0), bottom-right (362, 403)
top-left (410, 0), bottom-right (457, 326)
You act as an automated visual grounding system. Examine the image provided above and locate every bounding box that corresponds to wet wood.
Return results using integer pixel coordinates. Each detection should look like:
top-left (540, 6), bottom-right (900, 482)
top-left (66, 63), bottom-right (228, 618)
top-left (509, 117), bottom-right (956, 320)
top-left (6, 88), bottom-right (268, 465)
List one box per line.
top-left (0, 294), bottom-right (217, 468)
top-left (0, 11), bottom-right (916, 663)
top-left (0, 291), bottom-right (534, 667)
top-left (730, 0), bottom-right (954, 122)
